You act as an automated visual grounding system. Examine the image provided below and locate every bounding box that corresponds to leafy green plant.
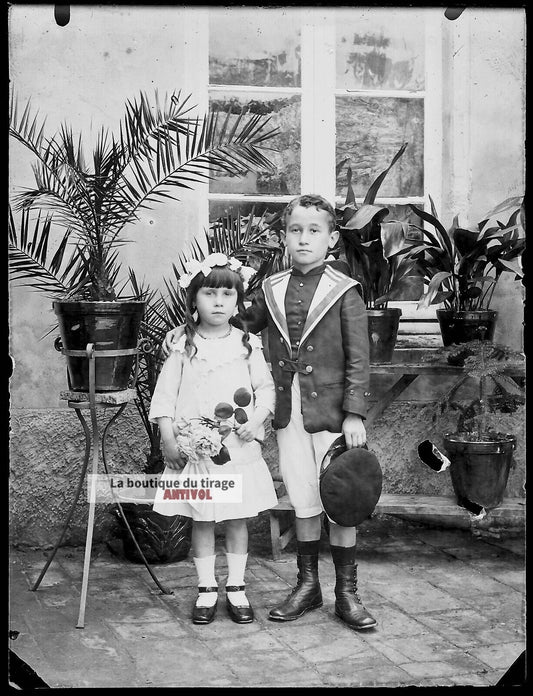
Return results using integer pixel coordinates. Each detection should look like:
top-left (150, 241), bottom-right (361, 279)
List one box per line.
top-left (9, 89), bottom-right (278, 301)
top-left (423, 339), bottom-right (525, 441)
top-left (335, 143), bottom-right (420, 308)
top-left (408, 196), bottom-right (525, 311)
top-left (164, 206), bottom-right (287, 309)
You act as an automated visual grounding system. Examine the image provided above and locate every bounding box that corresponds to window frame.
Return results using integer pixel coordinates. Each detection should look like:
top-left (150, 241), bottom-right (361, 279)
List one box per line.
top-left (203, 8), bottom-right (445, 337)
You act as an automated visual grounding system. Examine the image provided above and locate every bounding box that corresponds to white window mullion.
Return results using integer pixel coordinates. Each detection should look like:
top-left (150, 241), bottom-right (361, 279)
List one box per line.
top-left (184, 7), bottom-right (209, 239)
top-left (424, 8), bottom-right (444, 216)
top-left (448, 10), bottom-right (472, 220)
top-left (300, 10), bottom-right (336, 202)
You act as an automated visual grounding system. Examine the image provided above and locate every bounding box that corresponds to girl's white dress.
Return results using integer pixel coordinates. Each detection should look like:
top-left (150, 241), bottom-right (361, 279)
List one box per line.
top-left (148, 328), bottom-right (278, 522)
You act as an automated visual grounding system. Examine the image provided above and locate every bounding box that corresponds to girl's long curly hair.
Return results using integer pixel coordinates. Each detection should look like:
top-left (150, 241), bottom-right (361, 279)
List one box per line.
top-left (183, 265), bottom-right (252, 359)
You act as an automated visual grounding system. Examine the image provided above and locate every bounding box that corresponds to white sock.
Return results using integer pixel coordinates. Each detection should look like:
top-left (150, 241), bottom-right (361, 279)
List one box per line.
top-left (193, 555), bottom-right (217, 607)
top-left (226, 552), bottom-right (249, 606)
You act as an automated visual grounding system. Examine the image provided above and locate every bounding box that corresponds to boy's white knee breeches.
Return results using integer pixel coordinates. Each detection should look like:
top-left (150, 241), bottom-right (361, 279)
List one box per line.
top-left (276, 375), bottom-right (340, 518)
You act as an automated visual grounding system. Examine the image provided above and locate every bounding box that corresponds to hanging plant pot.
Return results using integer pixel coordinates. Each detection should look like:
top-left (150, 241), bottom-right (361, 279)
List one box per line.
top-left (367, 308), bottom-right (402, 364)
top-left (437, 309), bottom-right (497, 347)
top-left (53, 300), bottom-right (146, 392)
top-left (443, 433), bottom-right (516, 510)
top-left (111, 502), bottom-right (192, 564)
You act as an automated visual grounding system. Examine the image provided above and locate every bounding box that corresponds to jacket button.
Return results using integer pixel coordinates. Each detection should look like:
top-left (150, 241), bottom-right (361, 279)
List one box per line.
top-left (349, 389), bottom-right (354, 395)
top-left (278, 386), bottom-right (284, 392)
top-left (280, 337), bottom-right (284, 343)
top-left (364, 391), bottom-right (371, 397)
top-left (306, 345), bottom-right (314, 351)
top-left (311, 392), bottom-right (318, 398)
top-left (279, 360), bottom-right (285, 367)
top-left (305, 365), bottom-right (313, 373)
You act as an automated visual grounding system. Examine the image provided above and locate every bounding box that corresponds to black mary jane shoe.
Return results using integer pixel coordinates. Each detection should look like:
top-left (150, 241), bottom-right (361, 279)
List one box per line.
top-left (192, 586), bottom-right (218, 625)
top-left (226, 585), bottom-right (254, 624)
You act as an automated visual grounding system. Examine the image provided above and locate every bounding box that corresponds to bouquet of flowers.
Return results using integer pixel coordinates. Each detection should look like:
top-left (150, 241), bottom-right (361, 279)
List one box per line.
top-left (172, 419), bottom-right (225, 465)
top-left (174, 387), bottom-right (256, 466)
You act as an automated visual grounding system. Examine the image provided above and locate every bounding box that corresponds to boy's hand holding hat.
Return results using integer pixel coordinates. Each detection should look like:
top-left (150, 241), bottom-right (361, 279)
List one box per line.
top-left (319, 436), bottom-right (382, 527)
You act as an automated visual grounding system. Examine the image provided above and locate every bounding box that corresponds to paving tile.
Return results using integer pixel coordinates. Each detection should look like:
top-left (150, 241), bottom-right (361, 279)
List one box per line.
top-left (107, 618), bottom-right (191, 640)
top-left (212, 646), bottom-right (309, 681)
top-left (322, 664), bottom-right (415, 687)
top-left (296, 636), bottom-right (391, 665)
top-left (312, 654), bottom-right (398, 685)
top-left (482, 668), bottom-right (507, 685)
top-left (22, 628), bottom-right (139, 687)
top-left (443, 543), bottom-right (520, 564)
top-left (365, 632), bottom-right (464, 664)
top-left (468, 642), bottom-right (525, 670)
top-left (398, 652), bottom-right (489, 679)
top-left (263, 620), bottom-right (343, 650)
top-left (185, 616), bottom-right (264, 640)
top-left (9, 585), bottom-right (44, 617)
top-left (485, 537), bottom-right (525, 557)
top-left (208, 627), bottom-right (285, 653)
top-left (376, 578), bottom-right (464, 613)
top-left (17, 602), bottom-right (82, 634)
top-left (487, 569), bottom-right (525, 591)
top-left (362, 606), bottom-right (430, 638)
top-left (24, 565), bottom-right (71, 588)
top-left (448, 671), bottom-right (496, 686)
top-left (415, 609), bottom-right (523, 649)
top-left (416, 564), bottom-right (518, 598)
top-left (119, 633), bottom-right (238, 687)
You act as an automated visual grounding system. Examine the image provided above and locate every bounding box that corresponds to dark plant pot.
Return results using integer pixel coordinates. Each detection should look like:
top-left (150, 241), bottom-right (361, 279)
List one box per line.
top-left (367, 308), bottom-right (402, 364)
top-left (53, 300), bottom-right (146, 392)
top-left (444, 433), bottom-right (516, 510)
top-left (112, 503), bottom-right (192, 564)
top-left (437, 309), bottom-right (497, 347)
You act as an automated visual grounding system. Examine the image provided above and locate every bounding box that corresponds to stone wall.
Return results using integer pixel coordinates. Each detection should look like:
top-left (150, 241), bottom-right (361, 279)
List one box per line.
top-left (10, 397), bottom-right (525, 548)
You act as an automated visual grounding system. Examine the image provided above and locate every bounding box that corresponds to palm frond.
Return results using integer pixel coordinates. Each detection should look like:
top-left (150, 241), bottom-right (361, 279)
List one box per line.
top-left (8, 206), bottom-right (88, 298)
top-left (10, 89), bottom-right (279, 301)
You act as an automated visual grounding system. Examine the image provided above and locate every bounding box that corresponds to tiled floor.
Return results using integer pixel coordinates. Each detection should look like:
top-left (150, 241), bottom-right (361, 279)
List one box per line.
top-left (9, 515), bottom-right (526, 688)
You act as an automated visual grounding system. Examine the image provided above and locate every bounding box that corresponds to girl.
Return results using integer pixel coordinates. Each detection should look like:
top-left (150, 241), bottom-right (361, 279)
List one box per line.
top-left (149, 254), bottom-right (277, 625)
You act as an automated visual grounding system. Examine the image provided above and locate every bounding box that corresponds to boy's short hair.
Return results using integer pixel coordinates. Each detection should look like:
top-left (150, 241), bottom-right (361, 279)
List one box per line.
top-left (283, 194), bottom-right (337, 233)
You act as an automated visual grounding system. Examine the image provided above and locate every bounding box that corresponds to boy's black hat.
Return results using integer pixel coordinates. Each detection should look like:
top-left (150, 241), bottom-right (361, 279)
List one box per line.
top-left (319, 436), bottom-right (382, 527)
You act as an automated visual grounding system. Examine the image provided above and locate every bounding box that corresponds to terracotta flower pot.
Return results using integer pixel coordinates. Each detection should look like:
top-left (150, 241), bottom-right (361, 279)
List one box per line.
top-left (53, 300), bottom-right (146, 392)
top-left (444, 433), bottom-right (516, 510)
top-left (367, 308), bottom-right (402, 364)
top-left (437, 309), bottom-right (497, 347)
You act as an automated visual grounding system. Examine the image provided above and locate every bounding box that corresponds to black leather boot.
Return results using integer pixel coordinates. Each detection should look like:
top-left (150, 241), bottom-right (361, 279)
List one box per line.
top-left (334, 563), bottom-right (377, 630)
top-left (268, 553), bottom-right (322, 621)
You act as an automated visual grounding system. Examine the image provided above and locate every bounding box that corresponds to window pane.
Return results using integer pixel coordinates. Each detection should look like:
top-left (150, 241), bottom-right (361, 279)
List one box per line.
top-left (209, 8), bottom-right (301, 87)
top-left (335, 96), bottom-right (424, 199)
top-left (209, 92), bottom-right (301, 196)
top-left (209, 200), bottom-right (286, 223)
top-left (336, 8), bottom-right (425, 91)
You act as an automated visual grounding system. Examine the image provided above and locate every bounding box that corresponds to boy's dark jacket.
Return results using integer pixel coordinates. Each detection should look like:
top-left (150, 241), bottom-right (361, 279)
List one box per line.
top-left (243, 264), bottom-right (370, 433)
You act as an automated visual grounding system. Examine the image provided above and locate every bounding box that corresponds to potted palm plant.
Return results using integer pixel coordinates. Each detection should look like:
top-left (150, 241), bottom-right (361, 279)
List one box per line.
top-left (335, 143), bottom-right (420, 363)
top-left (408, 196), bottom-right (525, 346)
top-left (9, 89), bottom-right (278, 391)
top-left (421, 338), bottom-right (525, 513)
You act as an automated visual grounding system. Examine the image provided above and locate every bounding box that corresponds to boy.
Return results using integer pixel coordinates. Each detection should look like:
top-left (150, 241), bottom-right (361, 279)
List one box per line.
top-left (164, 194), bottom-right (376, 630)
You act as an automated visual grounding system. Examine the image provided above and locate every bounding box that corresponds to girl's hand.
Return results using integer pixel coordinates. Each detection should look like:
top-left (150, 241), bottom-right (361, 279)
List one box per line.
top-left (342, 414), bottom-right (366, 449)
top-left (162, 326), bottom-right (185, 358)
top-left (234, 417), bottom-right (263, 444)
top-left (162, 439), bottom-right (187, 470)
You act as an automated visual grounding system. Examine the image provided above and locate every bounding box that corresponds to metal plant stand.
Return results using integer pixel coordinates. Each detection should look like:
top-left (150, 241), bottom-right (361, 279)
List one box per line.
top-left (30, 343), bottom-right (172, 628)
